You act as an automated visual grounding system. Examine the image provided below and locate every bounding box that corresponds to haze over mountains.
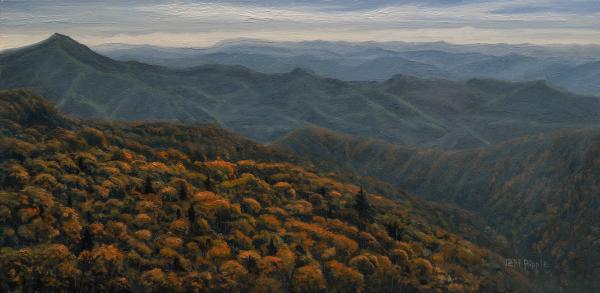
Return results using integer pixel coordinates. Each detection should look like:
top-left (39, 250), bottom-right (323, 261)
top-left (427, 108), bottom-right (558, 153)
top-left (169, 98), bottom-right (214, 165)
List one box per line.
top-left (2, 34), bottom-right (600, 150)
top-left (95, 39), bottom-right (600, 97)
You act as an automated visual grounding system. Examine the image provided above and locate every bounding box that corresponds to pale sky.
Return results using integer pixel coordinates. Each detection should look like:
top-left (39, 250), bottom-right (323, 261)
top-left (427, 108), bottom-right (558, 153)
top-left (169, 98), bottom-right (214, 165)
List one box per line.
top-left (1, 0), bottom-right (600, 50)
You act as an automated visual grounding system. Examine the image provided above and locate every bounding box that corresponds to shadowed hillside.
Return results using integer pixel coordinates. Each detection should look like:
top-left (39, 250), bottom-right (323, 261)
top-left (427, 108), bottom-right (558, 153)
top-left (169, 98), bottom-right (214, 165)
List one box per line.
top-left (2, 34), bottom-right (600, 149)
top-left (0, 89), bottom-right (538, 292)
top-left (276, 126), bottom-right (600, 292)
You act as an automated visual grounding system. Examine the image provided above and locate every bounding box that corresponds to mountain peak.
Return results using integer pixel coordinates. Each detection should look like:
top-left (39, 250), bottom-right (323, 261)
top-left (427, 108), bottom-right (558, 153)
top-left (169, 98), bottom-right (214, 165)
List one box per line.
top-left (42, 33), bottom-right (85, 48)
top-left (31, 33), bottom-right (96, 55)
top-left (48, 33), bottom-right (71, 40)
top-left (17, 33), bottom-right (122, 71)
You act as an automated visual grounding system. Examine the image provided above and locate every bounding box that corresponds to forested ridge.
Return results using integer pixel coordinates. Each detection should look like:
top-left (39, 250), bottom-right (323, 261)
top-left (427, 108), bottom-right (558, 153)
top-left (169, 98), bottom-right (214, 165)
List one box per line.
top-left (0, 89), bottom-right (535, 292)
top-left (277, 126), bottom-right (600, 292)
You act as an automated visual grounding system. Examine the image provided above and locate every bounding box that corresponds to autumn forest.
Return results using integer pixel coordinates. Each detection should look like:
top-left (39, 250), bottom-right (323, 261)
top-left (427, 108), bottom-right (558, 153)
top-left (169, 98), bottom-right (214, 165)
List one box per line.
top-left (0, 90), bottom-right (538, 292)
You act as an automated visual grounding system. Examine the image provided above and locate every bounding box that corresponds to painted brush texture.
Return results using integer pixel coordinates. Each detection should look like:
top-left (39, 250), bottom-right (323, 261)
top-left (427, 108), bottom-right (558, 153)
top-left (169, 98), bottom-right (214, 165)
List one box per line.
top-left (2, 0), bottom-right (600, 50)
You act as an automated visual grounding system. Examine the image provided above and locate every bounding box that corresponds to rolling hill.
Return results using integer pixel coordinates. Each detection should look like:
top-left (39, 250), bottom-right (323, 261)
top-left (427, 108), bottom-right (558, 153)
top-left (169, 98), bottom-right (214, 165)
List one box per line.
top-left (276, 126), bottom-right (600, 292)
top-left (2, 34), bottom-right (600, 149)
top-left (551, 61), bottom-right (600, 97)
top-left (96, 39), bottom-right (600, 96)
top-left (0, 89), bottom-right (537, 292)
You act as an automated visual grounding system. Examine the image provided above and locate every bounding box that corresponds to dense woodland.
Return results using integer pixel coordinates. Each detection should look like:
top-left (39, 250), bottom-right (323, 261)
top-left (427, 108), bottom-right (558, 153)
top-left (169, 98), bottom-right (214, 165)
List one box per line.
top-left (0, 89), bottom-right (535, 292)
top-left (277, 126), bottom-right (600, 291)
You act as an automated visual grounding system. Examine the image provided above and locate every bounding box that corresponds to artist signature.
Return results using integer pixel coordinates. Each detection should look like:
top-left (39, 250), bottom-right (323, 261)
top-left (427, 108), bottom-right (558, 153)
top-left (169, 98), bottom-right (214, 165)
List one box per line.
top-left (505, 257), bottom-right (550, 273)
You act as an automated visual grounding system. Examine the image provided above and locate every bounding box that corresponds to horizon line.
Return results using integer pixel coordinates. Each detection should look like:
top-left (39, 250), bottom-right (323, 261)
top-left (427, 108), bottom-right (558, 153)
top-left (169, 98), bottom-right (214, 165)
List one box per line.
top-left (3, 33), bottom-right (600, 53)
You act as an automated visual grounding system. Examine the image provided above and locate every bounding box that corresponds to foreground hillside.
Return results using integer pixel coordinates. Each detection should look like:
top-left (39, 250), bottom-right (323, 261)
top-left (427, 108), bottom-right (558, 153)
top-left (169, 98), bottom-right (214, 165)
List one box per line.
top-left (2, 34), bottom-right (600, 149)
top-left (0, 90), bottom-right (534, 292)
top-left (277, 127), bottom-right (600, 292)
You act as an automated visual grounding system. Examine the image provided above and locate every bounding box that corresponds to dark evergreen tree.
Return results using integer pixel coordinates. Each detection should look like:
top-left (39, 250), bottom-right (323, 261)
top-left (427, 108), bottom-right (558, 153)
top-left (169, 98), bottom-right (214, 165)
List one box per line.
top-left (80, 226), bottom-right (93, 252)
top-left (188, 206), bottom-right (197, 233)
top-left (354, 186), bottom-right (373, 224)
top-left (77, 156), bottom-right (86, 170)
top-left (385, 219), bottom-right (404, 241)
top-left (268, 237), bottom-right (278, 255)
top-left (179, 184), bottom-right (188, 200)
top-left (243, 255), bottom-right (259, 275)
top-left (144, 176), bottom-right (154, 194)
top-left (67, 193), bottom-right (73, 207)
top-left (188, 206), bottom-right (196, 222)
top-left (205, 173), bottom-right (213, 191)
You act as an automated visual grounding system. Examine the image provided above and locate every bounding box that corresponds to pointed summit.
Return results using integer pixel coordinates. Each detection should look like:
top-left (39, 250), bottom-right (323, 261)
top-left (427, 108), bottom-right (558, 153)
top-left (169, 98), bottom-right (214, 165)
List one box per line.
top-left (12, 33), bottom-right (122, 71)
top-left (47, 33), bottom-right (74, 42)
top-left (42, 33), bottom-right (86, 48)
top-left (40, 33), bottom-right (90, 50)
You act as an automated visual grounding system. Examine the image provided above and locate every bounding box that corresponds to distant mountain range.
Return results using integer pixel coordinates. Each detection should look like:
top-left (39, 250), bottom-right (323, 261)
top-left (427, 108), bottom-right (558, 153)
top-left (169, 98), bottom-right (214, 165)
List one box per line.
top-left (276, 126), bottom-right (600, 291)
top-left (95, 39), bottom-right (600, 96)
top-left (2, 34), bottom-right (600, 150)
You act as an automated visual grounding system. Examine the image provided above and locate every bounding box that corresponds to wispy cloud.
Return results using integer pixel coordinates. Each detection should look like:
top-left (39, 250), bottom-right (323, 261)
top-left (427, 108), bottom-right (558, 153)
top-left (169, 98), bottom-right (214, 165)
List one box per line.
top-left (491, 0), bottom-right (600, 15)
top-left (1, 0), bottom-right (599, 49)
top-left (134, 1), bottom-right (595, 31)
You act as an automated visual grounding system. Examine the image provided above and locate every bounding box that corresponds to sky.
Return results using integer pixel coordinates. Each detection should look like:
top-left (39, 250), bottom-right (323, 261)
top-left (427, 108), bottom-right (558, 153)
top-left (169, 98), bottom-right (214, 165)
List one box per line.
top-left (1, 0), bottom-right (600, 50)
